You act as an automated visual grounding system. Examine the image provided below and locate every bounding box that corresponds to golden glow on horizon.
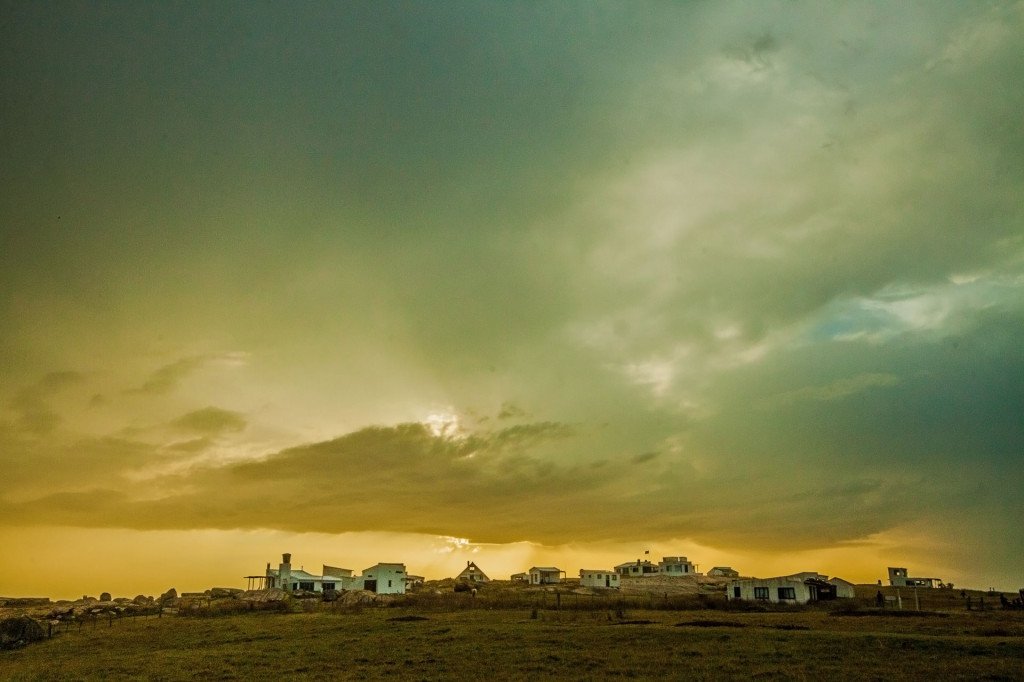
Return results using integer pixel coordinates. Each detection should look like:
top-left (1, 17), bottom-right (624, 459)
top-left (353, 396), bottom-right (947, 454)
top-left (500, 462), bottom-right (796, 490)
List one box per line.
top-left (0, 526), bottom-right (972, 601)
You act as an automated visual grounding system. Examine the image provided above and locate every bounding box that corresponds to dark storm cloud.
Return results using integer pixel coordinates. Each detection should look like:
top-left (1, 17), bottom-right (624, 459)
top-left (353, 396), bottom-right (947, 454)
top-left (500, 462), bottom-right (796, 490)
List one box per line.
top-left (0, 1), bottom-right (1022, 588)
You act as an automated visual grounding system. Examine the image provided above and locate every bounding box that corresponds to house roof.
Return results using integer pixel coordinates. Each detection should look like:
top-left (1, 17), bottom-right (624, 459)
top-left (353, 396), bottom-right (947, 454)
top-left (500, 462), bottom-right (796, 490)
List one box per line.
top-left (614, 560), bottom-right (654, 568)
top-left (529, 566), bottom-right (562, 573)
top-left (362, 563), bottom-right (406, 571)
top-left (456, 562), bottom-right (490, 579)
top-left (579, 569), bottom-right (617, 574)
top-left (288, 569), bottom-right (322, 580)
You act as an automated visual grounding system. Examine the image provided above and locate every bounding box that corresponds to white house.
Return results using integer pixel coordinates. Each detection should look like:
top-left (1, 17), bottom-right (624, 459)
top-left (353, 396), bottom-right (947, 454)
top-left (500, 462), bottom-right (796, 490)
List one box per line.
top-left (253, 553), bottom-right (360, 592)
top-left (250, 554), bottom-right (406, 594)
top-left (726, 573), bottom-right (853, 605)
top-left (455, 561), bottom-right (490, 583)
top-left (887, 567), bottom-right (939, 588)
top-left (358, 563), bottom-right (407, 594)
top-left (708, 567), bottom-right (739, 578)
top-left (829, 577), bottom-right (857, 599)
top-left (579, 569), bottom-right (620, 589)
top-left (528, 567), bottom-right (565, 585)
top-left (615, 559), bottom-right (658, 577)
top-left (658, 556), bottom-right (699, 575)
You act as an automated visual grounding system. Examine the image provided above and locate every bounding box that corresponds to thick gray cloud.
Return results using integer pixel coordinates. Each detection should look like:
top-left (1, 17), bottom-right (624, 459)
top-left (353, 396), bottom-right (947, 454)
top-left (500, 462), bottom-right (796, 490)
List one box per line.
top-left (1, 1), bottom-right (1022, 588)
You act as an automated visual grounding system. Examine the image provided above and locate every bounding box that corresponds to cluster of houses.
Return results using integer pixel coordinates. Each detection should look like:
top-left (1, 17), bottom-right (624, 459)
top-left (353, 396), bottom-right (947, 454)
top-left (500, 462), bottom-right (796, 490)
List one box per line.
top-left (245, 553), bottom-right (422, 595)
top-left (509, 556), bottom-right (724, 588)
top-left (249, 553), bottom-right (939, 606)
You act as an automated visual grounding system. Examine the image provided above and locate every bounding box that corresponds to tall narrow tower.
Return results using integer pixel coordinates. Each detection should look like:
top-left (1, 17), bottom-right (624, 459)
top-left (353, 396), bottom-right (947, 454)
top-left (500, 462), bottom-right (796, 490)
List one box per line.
top-left (280, 553), bottom-right (293, 591)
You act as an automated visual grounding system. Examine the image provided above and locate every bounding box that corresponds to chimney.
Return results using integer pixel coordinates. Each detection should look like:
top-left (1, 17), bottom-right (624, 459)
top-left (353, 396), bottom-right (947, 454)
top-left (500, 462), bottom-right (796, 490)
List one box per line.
top-left (279, 553), bottom-right (292, 592)
top-left (467, 561), bottom-right (471, 567)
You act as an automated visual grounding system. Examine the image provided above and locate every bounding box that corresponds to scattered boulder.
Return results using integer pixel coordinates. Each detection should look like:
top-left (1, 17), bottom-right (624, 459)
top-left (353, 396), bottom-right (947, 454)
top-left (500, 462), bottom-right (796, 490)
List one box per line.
top-left (132, 595), bottom-right (154, 606)
top-left (241, 588), bottom-right (289, 603)
top-left (338, 590), bottom-right (378, 606)
top-left (45, 607), bottom-right (75, 622)
top-left (158, 588), bottom-right (177, 604)
top-left (99, 592), bottom-right (112, 602)
top-left (209, 587), bottom-right (244, 599)
top-left (0, 615), bottom-right (46, 650)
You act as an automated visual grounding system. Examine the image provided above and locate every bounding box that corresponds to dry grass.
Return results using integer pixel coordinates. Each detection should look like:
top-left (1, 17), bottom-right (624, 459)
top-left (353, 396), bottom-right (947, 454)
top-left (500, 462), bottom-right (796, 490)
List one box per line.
top-left (2, 602), bottom-right (1023, 680)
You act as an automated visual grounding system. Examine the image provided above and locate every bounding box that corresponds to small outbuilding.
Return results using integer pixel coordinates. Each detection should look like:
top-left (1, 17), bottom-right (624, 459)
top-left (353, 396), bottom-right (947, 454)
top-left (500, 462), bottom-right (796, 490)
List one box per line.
top-left (708, 566), bottom-right (740, 578)
top-left (579, 569), bottom-right (620, 589)
top-left (528, 567), bottom-right (565, 585)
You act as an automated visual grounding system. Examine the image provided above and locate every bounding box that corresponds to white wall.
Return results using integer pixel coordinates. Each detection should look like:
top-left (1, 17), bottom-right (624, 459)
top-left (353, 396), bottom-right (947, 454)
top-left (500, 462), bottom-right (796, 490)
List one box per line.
top-left (579, 571), bottom-right (620, 588)
top-left (726, 578), bottom-right (813, 604)
top-left (360, 564), bottom-right (407, 594)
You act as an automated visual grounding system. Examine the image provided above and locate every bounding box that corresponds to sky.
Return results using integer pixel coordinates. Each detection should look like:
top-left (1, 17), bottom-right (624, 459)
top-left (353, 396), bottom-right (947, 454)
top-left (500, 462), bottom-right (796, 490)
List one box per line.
top-left (1, 1), bottom-right (1022, 600)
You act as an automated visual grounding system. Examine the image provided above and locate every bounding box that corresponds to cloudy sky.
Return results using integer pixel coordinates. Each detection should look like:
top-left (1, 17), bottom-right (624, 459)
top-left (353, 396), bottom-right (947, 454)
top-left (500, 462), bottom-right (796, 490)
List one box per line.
top-left (2, 1), bottom-right (1022, 598)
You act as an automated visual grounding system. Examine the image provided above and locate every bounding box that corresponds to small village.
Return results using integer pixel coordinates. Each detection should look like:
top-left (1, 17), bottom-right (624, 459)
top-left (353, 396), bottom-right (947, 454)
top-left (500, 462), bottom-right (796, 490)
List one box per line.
top-left (3, 550), bottom-right (1023, 677)
top-left (238, 552), bottom-right (994, 608)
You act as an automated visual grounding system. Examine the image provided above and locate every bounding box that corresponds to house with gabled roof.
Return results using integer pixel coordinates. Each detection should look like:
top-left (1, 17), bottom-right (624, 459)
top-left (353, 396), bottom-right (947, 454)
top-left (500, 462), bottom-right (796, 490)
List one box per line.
top-left (455, 561), bottom-right (490, 583)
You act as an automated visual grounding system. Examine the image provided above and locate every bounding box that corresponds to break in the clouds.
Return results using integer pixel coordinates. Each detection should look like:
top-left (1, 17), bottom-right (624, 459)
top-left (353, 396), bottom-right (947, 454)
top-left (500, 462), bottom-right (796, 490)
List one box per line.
top-left (1, 1), bottom-right (1022, 592)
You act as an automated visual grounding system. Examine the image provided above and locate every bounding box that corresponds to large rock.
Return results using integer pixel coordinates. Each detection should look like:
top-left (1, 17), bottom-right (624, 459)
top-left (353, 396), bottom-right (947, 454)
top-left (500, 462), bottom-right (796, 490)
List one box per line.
top-left (0, 616), bottom-right (46, 650)
top-left (99, 592), bottom-right (112, 602)
top-left (209, 587), bottom-right (244, 599)
top-left (338, 590), bottom-right (378, 606)
top-left (158, 588), bottom-right (177, 604)
top-left (241, 588), bottom-right (289, 603)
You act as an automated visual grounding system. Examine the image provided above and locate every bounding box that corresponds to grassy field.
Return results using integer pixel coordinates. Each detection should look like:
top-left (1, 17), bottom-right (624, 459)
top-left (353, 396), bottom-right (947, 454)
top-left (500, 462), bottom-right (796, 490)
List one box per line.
top-left (2, 602), bottom-right (1023, 680)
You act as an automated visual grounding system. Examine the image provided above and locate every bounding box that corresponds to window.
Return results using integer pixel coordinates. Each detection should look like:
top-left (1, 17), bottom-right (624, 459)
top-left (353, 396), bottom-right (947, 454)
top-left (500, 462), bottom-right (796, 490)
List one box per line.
top-left (754, 587), bottom-right (769, 600)
top-left (388, 580), bottom-right (392, 588)
top-left (778, 587), bottom-right (796, 600)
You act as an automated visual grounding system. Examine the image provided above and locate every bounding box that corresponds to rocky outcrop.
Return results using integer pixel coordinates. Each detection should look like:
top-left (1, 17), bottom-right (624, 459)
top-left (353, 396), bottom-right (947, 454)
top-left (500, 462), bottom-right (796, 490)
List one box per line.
top-left (0, 615), bottom-right (45, 650)
top-left (158, 588), bottom-right (177, 604)
top-left (241, 588), bottom-right (289, 603)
